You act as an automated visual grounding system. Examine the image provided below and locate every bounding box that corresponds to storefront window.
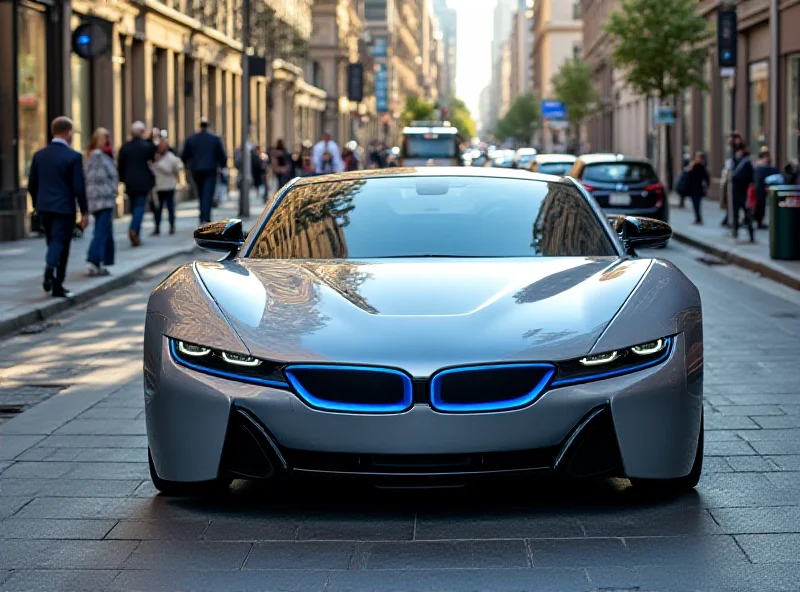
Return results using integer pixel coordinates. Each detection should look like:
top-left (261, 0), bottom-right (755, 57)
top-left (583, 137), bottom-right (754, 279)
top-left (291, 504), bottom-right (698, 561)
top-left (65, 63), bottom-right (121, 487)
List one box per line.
top-left (71, 16), bottom-right (92, 153)
top-left (787, 55), bottom-right (800, 164)
top-left (749, 61), bottom-right (769, 154)
top-left (17, 1), bottom-right (49, 188)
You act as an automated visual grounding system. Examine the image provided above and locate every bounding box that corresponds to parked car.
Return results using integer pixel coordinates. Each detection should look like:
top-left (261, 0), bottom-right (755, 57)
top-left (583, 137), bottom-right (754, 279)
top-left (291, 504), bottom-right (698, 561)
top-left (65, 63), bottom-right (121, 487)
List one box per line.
top-left (513, 148), bottom-right (538, 169)
top-left (568, 154), bottom-right (668, 222)
top-left (528, 154), bottom-right (577, 176)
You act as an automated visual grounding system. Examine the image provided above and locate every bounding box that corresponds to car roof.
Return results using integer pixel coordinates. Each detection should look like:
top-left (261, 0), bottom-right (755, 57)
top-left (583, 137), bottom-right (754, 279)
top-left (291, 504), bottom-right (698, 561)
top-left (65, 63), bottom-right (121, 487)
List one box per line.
top-left (290, 166), bottom-right (572, 188)
top-left (515, 148), bottom-right (537, 156)
top-left (577, 153), bottom-right (653, 165)
top-left (534, 154), bottom-right (577, 163)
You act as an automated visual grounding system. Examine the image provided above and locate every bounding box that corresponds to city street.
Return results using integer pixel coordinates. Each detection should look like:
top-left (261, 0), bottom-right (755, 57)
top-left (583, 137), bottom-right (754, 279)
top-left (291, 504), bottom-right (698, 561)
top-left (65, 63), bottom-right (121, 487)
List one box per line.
top-left (1, 242), bottom-right (799, 591)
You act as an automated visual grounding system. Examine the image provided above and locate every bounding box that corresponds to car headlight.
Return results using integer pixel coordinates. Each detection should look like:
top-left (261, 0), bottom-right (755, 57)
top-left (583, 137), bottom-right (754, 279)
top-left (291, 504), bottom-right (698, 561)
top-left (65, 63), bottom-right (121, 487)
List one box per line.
top-left (170, 339), bottom-right (288, 387)
top-left (552, 336), bottom-right (673, 387)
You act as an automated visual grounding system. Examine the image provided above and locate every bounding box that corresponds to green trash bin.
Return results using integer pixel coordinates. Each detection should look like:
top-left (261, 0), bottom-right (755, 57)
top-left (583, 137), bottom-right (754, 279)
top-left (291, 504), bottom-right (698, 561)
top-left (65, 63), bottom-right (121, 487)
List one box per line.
top-left (769, 185), bottom-right (800, 260)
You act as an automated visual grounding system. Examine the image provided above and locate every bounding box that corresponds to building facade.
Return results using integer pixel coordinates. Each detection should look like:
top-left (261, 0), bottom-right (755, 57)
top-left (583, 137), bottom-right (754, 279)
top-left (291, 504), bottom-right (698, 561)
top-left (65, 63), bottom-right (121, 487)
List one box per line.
top-left (309, 0), bottom-right (379, 145)
top-left (489, 0), bottom-right (515, 130)
top-left (530, 0), bottom-right (583, 151)
top-left (1, 0), bottom-right (328, 241)
top-left (582, 0), bottom-right (800, 194)
top-left (433, 0), bottom-right (457, 100)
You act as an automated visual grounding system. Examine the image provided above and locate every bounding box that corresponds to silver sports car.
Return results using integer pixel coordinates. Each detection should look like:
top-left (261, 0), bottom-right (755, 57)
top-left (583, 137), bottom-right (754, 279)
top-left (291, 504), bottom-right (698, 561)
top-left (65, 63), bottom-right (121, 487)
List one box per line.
top-left (144, 167), bottom-right (703, 496)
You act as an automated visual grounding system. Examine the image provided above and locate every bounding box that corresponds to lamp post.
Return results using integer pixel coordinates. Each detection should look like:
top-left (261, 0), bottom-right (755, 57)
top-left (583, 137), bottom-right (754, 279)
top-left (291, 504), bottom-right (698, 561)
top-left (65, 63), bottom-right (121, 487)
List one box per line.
top-left (239, 0), bottom-right (251, 219)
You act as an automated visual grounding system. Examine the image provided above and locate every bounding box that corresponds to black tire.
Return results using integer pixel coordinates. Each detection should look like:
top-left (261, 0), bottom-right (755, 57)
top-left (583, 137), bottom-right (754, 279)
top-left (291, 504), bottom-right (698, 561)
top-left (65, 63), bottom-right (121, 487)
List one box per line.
top-left (629, 413), bottom-right (703, 495)
top-left (148, 449), bottom-right (232, 497)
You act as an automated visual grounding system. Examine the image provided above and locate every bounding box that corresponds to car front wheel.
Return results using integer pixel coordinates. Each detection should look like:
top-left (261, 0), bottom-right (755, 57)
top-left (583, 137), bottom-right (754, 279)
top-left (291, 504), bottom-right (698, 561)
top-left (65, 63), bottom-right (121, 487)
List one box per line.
top-left (629, 413), bottom-right (703, 495)
top-left (148, 449), bottom-right (232, 497)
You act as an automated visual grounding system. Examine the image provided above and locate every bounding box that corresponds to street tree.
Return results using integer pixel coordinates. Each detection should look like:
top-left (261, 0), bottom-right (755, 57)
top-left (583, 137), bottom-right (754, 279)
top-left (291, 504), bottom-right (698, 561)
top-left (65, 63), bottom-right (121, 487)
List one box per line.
top-left (401, 95), bottom-right (436, 127)
top-left (446, 98), bottom-right (477, 141)
top-left (552, 58), bottom-right (599, 153)
top-left (495, 94), bottom-right (540, 145)
top-left (604, 0), bottom-right (712, 189)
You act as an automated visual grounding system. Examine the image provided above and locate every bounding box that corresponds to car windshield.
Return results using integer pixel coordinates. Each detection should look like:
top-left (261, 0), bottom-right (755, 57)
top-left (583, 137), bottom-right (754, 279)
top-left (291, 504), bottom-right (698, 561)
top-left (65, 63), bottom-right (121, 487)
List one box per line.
top-left (538, 162), bottom-right (574, 176)
top-left (247, 176), bottom-right (617, 259)
top-left (582, 162), bottom-right (658, 184)
top-left (403, 136), bottom-right (458, 158)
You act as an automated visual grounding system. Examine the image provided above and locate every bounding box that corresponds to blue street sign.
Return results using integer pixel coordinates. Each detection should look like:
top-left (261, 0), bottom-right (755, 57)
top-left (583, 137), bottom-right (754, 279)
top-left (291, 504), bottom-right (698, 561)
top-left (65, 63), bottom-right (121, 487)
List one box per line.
top-left (375, 63), bottom-right (389, 113)
top-left (541, 100), bottom-right (567, 120)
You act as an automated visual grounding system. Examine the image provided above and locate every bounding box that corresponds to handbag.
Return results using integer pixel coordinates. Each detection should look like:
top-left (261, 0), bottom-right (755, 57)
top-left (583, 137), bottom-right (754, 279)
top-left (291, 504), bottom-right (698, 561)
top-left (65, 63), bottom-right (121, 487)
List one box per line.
top-left (675, 169), bottom-right (689, 197)
top-left (746, 183), bottom-right (757, 211)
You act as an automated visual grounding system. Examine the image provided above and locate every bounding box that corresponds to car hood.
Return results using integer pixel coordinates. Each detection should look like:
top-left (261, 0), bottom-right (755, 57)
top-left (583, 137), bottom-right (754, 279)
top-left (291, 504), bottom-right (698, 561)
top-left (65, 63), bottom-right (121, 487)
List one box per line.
top-left (195, 257), bottom-right (652, 376)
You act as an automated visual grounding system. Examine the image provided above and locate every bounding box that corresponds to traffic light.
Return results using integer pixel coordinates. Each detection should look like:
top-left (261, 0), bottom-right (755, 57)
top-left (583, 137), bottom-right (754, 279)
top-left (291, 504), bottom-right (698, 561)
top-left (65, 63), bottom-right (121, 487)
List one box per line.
top-left (717, 8), bottom-right (737, 69)
top-left (346, 63), bottom-right (364, 103)
top-left (71, 17), bottom-right (112, 60)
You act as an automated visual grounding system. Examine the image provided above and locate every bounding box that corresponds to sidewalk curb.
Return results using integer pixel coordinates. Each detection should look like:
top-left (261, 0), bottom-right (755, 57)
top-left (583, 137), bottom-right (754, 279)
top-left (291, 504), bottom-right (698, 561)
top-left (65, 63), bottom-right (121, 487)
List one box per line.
top-left (0, 245), bottom-right (199, 339)
top-left (672, 231), bottom-right (800, 291)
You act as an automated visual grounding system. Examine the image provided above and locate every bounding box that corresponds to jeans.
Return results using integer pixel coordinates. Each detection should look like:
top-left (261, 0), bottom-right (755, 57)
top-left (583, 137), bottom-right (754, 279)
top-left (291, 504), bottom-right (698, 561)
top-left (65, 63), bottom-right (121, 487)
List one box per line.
top-left (129, 194), bottom-right (148, 235)
top-left (192, 171), bottom-right (217, 224)
top-left (732, 195), bottom-right (754, 241)
top-left (690, 193), bottom-right (703, 223)
top-left (154, 189), bottom-right (176, 231)
top-left (87, 208), bottom-right (115, 266)
top-left (41, 212), bottom-right (75, 291)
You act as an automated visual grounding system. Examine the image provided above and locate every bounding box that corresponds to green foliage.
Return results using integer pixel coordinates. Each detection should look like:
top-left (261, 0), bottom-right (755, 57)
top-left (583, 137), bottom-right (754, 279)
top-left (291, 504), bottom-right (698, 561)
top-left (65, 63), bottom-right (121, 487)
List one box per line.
top-left (495, 94), bottom-right (540, 143)
top-left (446, 97), bottom-right (476, 140)
top-left (552, 58), bottom-right (599, 131)
top-left (401, 95), bottom-right (476, 140)
top-left (401, 95), bottom-right (436, 128)
top-left (604, 0), bottom-right (713, 100)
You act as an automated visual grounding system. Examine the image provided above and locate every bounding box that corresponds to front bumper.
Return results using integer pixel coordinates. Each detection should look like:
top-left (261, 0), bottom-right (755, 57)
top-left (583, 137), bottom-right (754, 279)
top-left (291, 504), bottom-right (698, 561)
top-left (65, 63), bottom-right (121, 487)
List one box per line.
top-left (145, 333), bottom-right (702, 483)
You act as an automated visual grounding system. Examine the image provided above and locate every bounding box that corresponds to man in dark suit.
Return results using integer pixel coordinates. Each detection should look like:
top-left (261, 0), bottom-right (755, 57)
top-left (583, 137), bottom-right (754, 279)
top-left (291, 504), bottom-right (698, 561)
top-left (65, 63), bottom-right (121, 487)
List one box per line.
top-left (28, 116), bottom-right (89, 298)
top-left (118, 121), bottom-right (157, 246)
top-left (181, 119), bottom-right (227, 224)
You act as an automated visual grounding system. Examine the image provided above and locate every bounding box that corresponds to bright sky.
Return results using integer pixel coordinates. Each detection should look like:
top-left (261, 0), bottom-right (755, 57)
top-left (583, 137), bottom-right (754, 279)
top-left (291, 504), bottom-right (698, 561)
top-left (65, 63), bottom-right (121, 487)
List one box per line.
top-left (450, 0), bottom-right (495, 120)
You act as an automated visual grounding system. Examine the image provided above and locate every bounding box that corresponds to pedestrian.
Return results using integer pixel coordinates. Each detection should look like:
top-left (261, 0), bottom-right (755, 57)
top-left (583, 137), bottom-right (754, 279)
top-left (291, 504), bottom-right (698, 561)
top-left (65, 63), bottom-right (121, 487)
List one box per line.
top-left (83, 127), bottom-right (118, 276)
top-left (311, 131), bottom-right (345, 174)
top-left (682, 152), bottom-right (709, 225)
top-left (117, 121), bottom-right (157, 246)
top-left (731, 143), bottom-right (755, 242)
top-left (271, 139), bottom-right (292, 189)
top-left (151, 137), bottom-right (183, 235)
top-left (342, 146), bottom-right (359, 171)
top-left (752, 147), bottom-right (779, 229)
top-left (181, 118), bottom-right (227, 224)
top-left (27, 116), bottom-right (89, 298)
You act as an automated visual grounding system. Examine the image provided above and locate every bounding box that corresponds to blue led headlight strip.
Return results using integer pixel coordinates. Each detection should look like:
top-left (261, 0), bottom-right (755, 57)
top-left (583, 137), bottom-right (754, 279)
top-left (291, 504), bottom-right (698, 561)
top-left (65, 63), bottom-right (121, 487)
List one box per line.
top-left (550, 337), bottom-right (674, 388)
top-left (430, 363), bottom-right (557, 413)
top-left (169, 339), bottom-right (289, 388)
top-left (283, 365), bottom-right (414, 414)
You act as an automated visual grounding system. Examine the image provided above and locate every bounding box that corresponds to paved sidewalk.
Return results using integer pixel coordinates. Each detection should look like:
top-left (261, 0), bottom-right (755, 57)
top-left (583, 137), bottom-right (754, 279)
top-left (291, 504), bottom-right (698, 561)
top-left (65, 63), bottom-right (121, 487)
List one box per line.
top-left (668, 194), bottom-right (800, 290)
top-left (0, 198), bottom-right (247, 337)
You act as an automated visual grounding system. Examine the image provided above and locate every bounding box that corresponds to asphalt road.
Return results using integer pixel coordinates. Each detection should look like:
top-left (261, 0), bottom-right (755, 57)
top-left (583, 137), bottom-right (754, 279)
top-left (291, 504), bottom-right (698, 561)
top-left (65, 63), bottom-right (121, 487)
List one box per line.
top-left (1, 242), bottom-right (800, 592)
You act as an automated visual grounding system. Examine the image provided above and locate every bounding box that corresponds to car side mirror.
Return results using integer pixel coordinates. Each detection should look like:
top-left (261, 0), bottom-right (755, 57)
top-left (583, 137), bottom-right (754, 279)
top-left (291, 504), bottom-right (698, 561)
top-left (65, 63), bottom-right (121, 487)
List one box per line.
top-left (612, 216), bottom-right (672, 254)
top-left (194, 219), bottom-right (245, 253)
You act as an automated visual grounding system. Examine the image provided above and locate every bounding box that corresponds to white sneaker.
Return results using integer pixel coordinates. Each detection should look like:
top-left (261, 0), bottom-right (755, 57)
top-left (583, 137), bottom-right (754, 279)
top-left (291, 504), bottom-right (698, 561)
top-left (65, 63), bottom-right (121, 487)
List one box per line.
top-left (87, 262), bottom-right (100, 276)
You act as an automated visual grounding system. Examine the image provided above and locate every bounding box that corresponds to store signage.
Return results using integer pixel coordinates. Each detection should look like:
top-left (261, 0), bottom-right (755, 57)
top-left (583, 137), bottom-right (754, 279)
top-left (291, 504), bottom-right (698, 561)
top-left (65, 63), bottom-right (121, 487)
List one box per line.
top-left (375, 63), bottom-right (389, 113)
top-left (653, 106), bottom-right (675, 126)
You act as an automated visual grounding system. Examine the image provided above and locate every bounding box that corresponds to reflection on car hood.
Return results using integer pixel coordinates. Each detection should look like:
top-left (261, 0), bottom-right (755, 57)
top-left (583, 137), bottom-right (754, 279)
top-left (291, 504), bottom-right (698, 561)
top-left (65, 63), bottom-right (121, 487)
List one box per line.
top-left (195, 257), bottom-right (652, 376)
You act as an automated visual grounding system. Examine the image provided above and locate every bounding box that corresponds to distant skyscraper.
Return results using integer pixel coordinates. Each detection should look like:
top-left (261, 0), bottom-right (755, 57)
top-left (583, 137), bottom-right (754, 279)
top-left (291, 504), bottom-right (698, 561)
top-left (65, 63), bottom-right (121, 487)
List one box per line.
top-left (434, 0), bottom-right (457, 99)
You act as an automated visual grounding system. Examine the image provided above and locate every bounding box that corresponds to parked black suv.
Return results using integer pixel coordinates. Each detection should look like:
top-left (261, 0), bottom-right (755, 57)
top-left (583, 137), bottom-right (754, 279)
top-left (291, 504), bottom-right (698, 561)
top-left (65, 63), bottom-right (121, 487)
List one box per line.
top-left (568, 154), bottom-right (668, 222)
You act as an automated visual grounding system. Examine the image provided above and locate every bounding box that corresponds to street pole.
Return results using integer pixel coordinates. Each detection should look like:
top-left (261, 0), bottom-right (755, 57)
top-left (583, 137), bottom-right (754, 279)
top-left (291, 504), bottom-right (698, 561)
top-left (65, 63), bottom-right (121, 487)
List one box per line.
top-left (769, 0), bottom-right (779, 160)
top-left (728, 75), bottom-right (736, 238)
top-left (239, 0), bottom-right (251, 219)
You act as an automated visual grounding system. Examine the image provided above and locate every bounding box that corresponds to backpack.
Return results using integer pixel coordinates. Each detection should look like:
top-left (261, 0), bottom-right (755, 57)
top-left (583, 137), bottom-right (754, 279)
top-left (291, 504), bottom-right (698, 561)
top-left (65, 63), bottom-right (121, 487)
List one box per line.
top-left (675, 169), bottom-right (689, 197)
